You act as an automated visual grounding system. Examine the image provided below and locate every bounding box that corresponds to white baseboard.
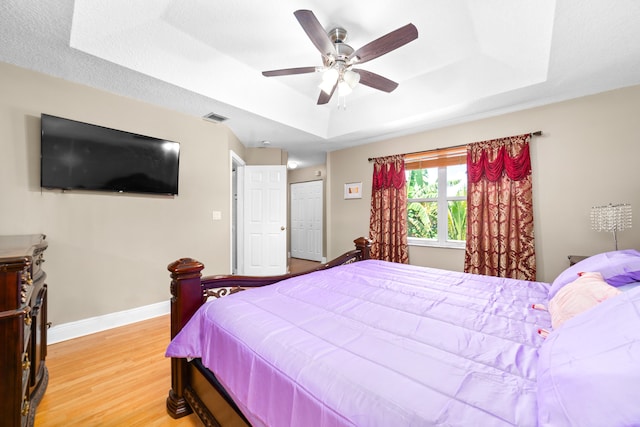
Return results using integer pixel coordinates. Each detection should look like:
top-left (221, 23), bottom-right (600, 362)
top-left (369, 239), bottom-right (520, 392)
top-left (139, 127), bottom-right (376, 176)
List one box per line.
top-left (48, 300), bottom-right (170, 344)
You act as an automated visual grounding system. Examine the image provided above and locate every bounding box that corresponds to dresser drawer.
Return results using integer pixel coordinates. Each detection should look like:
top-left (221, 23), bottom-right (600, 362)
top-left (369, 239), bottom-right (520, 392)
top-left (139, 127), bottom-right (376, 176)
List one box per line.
top-left (0, 262), bottom-right (33, 312)
top-left (0, 234), bottom-right (46, 312)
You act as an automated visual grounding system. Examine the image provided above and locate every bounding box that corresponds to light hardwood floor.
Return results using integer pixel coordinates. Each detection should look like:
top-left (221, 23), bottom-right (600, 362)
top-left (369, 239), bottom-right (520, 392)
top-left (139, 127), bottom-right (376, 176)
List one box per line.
top-left (288, 257), bottom-right (321, 274)
top-left (35, 314), bottom-right (201, 426)
top-left (35, 258), bottom-right (320, 426)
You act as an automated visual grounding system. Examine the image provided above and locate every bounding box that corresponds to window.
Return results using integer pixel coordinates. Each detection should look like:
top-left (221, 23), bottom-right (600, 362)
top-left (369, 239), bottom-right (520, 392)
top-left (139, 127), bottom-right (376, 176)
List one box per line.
top-left (405, 147), bottom-right (467, 248)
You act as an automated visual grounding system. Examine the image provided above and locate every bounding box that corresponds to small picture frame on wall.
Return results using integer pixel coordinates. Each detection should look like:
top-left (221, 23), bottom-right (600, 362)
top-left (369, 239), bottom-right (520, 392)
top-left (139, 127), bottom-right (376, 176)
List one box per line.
top-left (344, 182), bottom-right (362, 199)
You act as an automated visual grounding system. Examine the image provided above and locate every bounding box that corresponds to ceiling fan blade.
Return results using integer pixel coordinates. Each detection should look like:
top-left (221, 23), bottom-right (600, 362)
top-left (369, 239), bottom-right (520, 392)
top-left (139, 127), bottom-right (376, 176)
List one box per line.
top-left (262, 66), bottom-right (317, 77)
top-left (353, 69), bottom-right (399, 92)
top-left (349, 23), bottom-right (418, 64)
top-left (317, 82), bottom-right (337, 105)
top-left (294, 10), bottom-right (337, 58)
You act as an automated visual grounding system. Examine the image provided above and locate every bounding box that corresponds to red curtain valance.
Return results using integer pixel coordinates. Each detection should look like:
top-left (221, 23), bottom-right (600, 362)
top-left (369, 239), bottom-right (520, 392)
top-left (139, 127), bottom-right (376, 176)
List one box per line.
top-left (372, 155), bottom-right (406, 190)
top-left (467, 134), bottom-right (531, 183)
top-left (369, 154), bottom-right (408, 263)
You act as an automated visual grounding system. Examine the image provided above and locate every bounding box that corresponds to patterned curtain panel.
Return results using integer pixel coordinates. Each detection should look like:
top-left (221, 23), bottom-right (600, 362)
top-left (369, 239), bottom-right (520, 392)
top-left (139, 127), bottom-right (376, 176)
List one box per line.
top-left (464, 134), bottom-right (536, 280)
top-left (369, 155), bottom-right (409, 263)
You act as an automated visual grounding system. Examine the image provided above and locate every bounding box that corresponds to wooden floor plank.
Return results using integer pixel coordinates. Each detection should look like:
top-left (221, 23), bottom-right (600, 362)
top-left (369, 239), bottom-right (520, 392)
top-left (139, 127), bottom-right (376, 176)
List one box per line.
top-left (35, 315), bottom-right (201, 426)
top-left (288, 257), bottom-right (320, 274)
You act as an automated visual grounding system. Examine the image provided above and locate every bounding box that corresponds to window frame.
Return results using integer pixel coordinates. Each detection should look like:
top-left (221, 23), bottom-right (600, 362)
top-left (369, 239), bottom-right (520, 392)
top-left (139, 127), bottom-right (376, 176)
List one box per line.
top-left (406, 147), bottom-right (467, 249)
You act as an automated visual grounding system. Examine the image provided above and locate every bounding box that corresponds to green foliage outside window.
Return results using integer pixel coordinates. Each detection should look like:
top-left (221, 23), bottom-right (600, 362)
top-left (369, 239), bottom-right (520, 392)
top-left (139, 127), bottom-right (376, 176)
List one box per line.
top-left (407, 169), bottom-right (437, 238)
top-left (447, 200), bottom-right (467, 241)
top-left (406, 167), bottom-right (467, 242)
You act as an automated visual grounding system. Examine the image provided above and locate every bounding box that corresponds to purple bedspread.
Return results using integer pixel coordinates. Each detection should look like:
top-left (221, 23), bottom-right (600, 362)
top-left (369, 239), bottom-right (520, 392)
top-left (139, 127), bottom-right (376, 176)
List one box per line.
top-left (166, 260), bottom-right (551, 426)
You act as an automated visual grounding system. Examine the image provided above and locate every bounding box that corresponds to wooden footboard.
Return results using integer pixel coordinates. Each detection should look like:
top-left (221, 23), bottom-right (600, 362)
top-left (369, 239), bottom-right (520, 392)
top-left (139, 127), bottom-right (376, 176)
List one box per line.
top-left (166, 237), bottom-right (371, 423)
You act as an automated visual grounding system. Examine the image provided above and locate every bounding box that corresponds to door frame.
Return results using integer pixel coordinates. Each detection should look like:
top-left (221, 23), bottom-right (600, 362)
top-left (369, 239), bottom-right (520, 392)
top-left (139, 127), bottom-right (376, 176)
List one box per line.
top-left (230, 150), bottom-right (245, 275)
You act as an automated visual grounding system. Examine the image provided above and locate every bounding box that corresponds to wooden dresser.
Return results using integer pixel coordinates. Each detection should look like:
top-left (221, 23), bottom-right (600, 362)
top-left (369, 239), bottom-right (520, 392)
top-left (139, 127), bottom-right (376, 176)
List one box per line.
top-left (0, 234), bottom-right (49, 427)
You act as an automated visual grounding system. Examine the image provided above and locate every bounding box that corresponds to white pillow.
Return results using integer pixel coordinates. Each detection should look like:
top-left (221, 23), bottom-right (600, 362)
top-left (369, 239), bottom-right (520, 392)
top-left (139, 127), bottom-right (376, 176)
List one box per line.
top-left (548, 272), bottom-right (621, 329)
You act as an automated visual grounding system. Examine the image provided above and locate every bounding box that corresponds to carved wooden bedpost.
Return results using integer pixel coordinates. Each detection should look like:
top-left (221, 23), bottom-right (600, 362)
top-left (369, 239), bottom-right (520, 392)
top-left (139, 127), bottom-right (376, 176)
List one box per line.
top-left (166, 258), bottom-right (205, 419)
top-left (164, 238), bottom-right (371, 421)
top-left (354, 237), bottom-right (372, 260)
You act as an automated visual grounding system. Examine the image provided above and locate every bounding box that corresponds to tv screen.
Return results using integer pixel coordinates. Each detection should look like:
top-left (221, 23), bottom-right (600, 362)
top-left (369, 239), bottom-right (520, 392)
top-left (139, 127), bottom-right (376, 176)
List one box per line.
top-left (40, 114), bottom-right (180, 195)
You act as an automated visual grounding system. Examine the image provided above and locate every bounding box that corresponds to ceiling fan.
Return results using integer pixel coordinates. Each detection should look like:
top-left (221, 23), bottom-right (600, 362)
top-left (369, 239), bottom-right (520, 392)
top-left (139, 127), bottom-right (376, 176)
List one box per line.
top-left (262, 10), bottom-right (418, 105)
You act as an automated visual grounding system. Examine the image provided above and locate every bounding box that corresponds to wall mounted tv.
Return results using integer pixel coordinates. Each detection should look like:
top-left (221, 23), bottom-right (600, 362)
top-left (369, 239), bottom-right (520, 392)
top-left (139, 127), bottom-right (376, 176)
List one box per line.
top-left (40, 114), bottom-right (180, 195)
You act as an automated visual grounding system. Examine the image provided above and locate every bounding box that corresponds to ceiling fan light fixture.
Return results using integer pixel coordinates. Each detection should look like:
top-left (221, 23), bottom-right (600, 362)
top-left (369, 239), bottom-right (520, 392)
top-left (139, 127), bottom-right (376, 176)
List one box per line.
top-left (337, 80), bottom-right (353, 97)
top-left (319, 67), bottom-right (339, 94)
top-left (343, 69), bottom-right (360, 88)
top-left (322, 67), bottom-right (339, 83)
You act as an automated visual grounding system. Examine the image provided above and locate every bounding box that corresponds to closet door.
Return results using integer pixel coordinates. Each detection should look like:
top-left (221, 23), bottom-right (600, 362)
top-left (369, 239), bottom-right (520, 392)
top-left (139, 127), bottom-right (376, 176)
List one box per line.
top-left (290, 180), bottom-right (323, 262)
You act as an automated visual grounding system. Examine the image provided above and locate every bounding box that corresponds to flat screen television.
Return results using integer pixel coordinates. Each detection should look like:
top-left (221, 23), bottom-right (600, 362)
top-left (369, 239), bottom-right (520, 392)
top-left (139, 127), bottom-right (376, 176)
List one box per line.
top-left (40, 114), bottom-right (180, 195)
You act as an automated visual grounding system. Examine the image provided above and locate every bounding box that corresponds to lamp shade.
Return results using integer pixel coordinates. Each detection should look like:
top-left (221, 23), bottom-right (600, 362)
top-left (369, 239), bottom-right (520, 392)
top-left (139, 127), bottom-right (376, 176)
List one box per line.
top-left (591, 203), bottom-right (632, 250)
top-left (591, 203), bottom-right (632, 232)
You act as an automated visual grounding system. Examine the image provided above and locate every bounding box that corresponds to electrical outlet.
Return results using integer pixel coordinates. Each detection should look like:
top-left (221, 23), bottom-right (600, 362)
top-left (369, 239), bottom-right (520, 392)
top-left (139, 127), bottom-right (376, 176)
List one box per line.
top-left (212, 211), bottom-right (222, 220)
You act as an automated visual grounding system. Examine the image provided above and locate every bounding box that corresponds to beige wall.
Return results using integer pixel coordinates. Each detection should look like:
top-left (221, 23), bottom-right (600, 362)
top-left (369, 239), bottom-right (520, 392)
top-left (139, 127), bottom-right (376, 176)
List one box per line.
top-left (328, 85), bottom-right (640, 283)
top-left (244, 147), bottom-right (286, 165)
top-left (228, 131), bottom-right (246, 160)
top-left (5, 58), bottom-right (640, 326)
top-left (288, 165), bottom-right (326, 183)
top-left (0, 62), bottom-right (241, 325)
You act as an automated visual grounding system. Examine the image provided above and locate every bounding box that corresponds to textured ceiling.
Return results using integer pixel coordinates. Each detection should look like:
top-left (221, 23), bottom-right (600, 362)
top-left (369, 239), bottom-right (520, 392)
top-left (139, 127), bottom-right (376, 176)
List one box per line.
top-left (2, 1), bottom-right (640, 168)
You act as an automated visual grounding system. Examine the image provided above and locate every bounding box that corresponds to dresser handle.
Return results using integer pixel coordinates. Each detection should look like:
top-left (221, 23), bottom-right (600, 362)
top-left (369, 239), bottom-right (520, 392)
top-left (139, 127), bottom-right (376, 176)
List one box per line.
top-left (22, 271), bottom-right (33, 285)
top-left (23, 356), bottom-right (31, 371)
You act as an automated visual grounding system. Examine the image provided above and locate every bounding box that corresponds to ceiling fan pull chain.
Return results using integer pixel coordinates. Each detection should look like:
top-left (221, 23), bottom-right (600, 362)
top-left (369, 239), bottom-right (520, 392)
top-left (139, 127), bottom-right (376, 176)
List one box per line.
top-left (339, 96), bottom-right (347, 110)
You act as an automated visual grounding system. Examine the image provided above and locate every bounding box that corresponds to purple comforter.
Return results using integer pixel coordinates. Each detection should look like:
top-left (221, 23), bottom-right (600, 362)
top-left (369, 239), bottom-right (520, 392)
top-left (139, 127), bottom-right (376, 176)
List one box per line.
top-left (166, 260), bottom-right (551, 426)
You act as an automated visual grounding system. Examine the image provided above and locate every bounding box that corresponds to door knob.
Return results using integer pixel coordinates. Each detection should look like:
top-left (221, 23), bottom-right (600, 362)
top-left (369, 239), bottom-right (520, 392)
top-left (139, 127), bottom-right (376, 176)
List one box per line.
top-left (281, 226), bottom-right (286, 231)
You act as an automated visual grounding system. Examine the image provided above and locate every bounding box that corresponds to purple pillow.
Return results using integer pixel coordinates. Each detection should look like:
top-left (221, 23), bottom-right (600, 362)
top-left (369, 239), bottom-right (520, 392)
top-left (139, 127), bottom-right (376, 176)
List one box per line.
top-left (548, 250), bottom-right (640, 300)
top-left (618, 281), bottom-right (640, 292)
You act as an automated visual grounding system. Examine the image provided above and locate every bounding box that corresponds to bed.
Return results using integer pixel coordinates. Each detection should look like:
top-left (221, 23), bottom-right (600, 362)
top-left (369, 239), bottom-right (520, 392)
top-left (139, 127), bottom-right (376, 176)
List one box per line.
top-left (165, 238), bottom-right (640, 426)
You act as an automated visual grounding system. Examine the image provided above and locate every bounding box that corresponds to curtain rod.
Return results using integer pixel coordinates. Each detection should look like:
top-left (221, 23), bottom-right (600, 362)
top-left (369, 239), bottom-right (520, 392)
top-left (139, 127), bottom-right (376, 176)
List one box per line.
top-left (367, 131), bottom-right (542, 162)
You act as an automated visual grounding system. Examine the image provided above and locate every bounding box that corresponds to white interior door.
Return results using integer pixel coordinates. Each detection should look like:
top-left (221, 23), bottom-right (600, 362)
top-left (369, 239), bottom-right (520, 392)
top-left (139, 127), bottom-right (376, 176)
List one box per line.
top-left (290, 180), bottom-right (323, 262)
top-left (242, 165), bottom-right (287, 276)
